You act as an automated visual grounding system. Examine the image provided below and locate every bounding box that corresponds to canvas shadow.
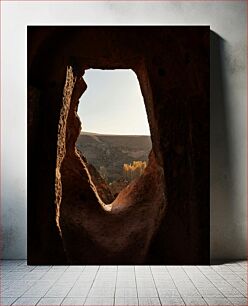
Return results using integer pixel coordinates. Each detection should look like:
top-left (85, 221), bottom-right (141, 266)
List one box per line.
top-left (210, 31), bottom-right (240, 264)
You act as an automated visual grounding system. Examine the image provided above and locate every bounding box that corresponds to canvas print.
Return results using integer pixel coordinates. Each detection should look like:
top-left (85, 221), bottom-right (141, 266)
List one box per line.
top-left (28, 26), bottom-right (209, 265)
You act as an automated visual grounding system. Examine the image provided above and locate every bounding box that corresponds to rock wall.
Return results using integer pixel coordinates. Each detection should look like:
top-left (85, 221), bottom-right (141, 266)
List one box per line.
top-left (77, 150), bottom-right (115, 204)
top-left (28, 26), bottom-right (209, 264)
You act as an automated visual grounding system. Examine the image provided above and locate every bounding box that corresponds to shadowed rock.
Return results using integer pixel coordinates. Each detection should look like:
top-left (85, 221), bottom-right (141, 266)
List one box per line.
top-left (28, 27), bottom-right (209, 264)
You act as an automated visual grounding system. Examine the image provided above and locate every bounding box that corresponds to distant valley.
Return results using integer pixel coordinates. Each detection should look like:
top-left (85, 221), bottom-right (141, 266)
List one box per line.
top-left (76, 132), bottom-right (152, 184)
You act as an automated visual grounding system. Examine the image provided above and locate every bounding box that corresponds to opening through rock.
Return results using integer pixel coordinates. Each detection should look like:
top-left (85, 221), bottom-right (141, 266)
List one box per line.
top-left (76, 69), bottom-right (152, 201)
top-left (57, 65), bottom-right (166, 264)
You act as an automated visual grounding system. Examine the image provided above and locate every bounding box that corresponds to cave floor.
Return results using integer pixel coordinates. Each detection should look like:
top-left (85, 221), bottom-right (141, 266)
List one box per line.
top-left (1, 260), bottom-right (247, 305)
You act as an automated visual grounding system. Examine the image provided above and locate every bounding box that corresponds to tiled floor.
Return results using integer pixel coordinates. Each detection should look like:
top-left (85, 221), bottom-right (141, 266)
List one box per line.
top-left (1, 260), bottom-right (247, 305)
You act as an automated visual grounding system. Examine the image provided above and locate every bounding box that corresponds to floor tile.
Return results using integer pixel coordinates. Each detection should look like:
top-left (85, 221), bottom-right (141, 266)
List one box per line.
top-left (115, 297), bottom-right (138, 305)
top-left (178, 288), bottom-right (201, 298)
top-left (4, 272), bottom-right (28, 280)
top-left (65, 266), bottom-right (85, 272)
top-left (45, 284), bottom-right (72, 297)
top-left (0, 297), bottom-right (17, 306)
top-left (61, 297), bottom-right (86, 305)
top-left (204, 297), bottom-right (233, 305)
top-left (228, 297), bottom-right (248, 305)
top-left (88, 287), bottom-right (115, 298)
top-left (117, 272), bottom-right (136, 278)
top-left (40, 272), bottom-right (63, 281)
top-left (159, 297), bottom-right (185, 305)
top-left (99, 266), bottom-right (117, 272)
top-left (197, 288), bottom-right (224, 297)
top-left (118, 266), bottom-right (134, 272)
top-left (12, 297), bottom-right (40, 305)
top-left (22, 281), bottom-right (54, 297)
top-left (49, 266), bottom-right (69, 272)
top-left (182, 297), bottom-right (207, 305)
top-left (157, 288), bottom-right (180, 297)
top-left (2, 289), bottom-right (29, 298)
top-left (0, 260), bottom-right (247, 306)
top-left (32, 266), bottom-right (51, 272)
top-left (84, 297), bottom-right (114, 305)
top-left (115, 288), bottom-right (137, 298)
top-left (67, 285), bottom-right (91, 297)
top-left (92, 282), bottom-right (116, 288)
top-left (84, 266), bottom-right (99, 272)
top-left (138, 297), bottom-right (161, 305)
top-left (154, 281), bottom-right (176, 288)
top-left (116, 279), bottom-right (136, 287)
top-left (137, 287), bottom-right (158, 297)
top-left (217, 286), bottom-right (245, 297)
top-left (37, 297), bottom-right (64, 305)
top-left (136, 279), bottom-right (155, 287)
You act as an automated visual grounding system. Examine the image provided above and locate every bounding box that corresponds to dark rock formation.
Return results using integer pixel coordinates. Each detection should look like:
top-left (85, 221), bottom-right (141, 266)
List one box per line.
top-left (77, 149), bottom-right (114, 204)
top-left (109, 179), bottom-right (129, 198)
top-left (28, 26), bottom-right (209, 264)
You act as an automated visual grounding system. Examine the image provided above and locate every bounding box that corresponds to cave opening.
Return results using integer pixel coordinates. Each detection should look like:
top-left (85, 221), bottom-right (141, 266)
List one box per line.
top-left (75, 69), bottom-right (152, 201)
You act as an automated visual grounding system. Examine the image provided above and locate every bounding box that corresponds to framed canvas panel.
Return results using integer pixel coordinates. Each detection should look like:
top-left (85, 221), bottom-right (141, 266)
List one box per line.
top-left (27, 26), bottom-right (209, 265)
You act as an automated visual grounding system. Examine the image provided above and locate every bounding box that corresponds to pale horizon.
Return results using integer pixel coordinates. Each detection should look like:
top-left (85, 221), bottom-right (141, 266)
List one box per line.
top-left (78, 69), bottom-right (151, 136)
top-left (80, 130), bottom-right (151, 137)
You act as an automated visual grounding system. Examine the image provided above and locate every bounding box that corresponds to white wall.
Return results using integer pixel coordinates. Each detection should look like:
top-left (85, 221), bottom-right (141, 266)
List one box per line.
top-left (1, 1), bottom-right (246, 260)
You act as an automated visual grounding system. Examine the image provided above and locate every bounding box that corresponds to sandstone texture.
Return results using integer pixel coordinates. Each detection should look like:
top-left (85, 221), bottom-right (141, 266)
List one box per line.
top-left (77, 149), bottom-right (114, 204)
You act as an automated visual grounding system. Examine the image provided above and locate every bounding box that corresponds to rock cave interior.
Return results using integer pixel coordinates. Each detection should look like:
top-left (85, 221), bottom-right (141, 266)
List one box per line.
top-left (28, 26), bottom-right (209, 265)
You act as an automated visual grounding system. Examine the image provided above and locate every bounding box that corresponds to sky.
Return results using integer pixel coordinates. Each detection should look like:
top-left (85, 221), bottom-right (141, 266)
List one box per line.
top-left (78, 69), bottom-right (151, 136)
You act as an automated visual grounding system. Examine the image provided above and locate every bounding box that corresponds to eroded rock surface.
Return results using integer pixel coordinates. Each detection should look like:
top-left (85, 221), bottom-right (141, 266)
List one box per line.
top-left (58, 74), bottom-right (166, 264)
top-left (77, 149), bottom-right (114, 204)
